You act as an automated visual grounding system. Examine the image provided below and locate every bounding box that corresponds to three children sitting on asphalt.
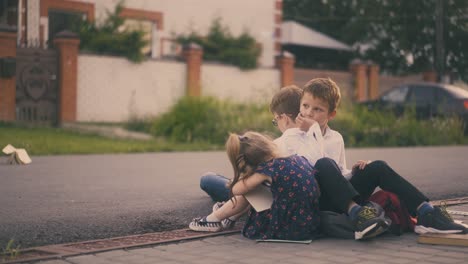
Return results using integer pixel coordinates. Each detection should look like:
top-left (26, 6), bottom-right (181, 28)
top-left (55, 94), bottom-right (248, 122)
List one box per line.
top-left (191, 78), bottom-right (467, 240)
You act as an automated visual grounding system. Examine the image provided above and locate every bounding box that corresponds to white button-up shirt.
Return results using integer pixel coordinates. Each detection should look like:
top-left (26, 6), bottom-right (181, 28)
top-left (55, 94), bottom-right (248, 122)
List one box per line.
top-left (274, 122), bottom-right (324, 166)
top-left (274, 125), bottom-right (352, 179)
top-left (322, 126), bottom-right (352, 179)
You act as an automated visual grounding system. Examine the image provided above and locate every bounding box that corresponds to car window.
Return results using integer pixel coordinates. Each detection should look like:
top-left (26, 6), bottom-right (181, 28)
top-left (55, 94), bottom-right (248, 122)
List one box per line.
top-left (407, 86), bottom-right (434, 104)
top-left (441, 84), bottom-right (468, 99)
top-left (435, 88), bottom-right (453, 104)
top-left (381, 86), bottom-right (409, 103)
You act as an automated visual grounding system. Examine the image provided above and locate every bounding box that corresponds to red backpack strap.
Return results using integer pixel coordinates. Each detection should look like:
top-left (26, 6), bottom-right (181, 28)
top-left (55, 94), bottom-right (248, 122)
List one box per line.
top-left (368, 190), bottom-right (415, 234)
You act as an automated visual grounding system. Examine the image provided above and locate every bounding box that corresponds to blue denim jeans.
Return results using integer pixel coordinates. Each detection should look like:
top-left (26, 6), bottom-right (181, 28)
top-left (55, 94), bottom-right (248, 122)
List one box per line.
top-left (199, 172), bottom-right (230, 202)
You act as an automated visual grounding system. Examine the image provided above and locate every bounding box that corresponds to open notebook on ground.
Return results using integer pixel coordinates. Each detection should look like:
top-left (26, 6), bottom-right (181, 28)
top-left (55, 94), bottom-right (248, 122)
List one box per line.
top-left (2, 144), bottom-right (32, 164)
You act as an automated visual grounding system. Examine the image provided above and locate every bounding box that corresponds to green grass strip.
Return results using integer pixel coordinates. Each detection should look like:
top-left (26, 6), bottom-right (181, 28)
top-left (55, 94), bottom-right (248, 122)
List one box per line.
top-left (0, 124), bottom-right (220, 156)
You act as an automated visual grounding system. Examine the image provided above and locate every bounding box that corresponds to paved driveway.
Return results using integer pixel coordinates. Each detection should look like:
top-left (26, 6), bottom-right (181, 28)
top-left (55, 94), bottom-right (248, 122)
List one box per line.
top-left (1, 146), bottom-right (467, 248)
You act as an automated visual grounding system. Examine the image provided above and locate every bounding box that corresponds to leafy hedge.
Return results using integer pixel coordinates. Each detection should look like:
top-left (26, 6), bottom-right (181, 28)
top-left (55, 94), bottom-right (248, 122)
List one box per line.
top-left (333, 106), bottom-right (466, 147)
top-left (149, 96), bottom-right (277, 144)
top-left (136, 96), bottom-right (467, 147)
top-left (176, 19), bottom-right (261, 70)
top-left (75, 2), bottom-right (147, 62)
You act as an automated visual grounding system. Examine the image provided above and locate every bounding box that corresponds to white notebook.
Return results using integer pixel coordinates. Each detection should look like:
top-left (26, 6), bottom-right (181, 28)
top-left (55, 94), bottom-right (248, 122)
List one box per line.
top-left (244, 183), bottom-right (273, 212)
top-left (2, 144), bottom-right (32, 165)
top-left (256, 239), bottom-right (313, 244)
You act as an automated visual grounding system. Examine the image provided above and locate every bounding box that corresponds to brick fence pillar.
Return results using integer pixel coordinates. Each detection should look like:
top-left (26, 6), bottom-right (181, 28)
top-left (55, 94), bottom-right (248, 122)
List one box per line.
top-left (368, 62), bottom-right (380, 100)
top-left (350, 59), bottom-right (367, 102)
top-left (0, 25), bottom-right (17, 121)
top-left (182, 43), bottom-right (203, 97)
top-left (275, 51), bottom-right (295, 87)
top-left (53, 31), bottom-right (80, 123)
top-left (423, 71), bottom-right (437, 83)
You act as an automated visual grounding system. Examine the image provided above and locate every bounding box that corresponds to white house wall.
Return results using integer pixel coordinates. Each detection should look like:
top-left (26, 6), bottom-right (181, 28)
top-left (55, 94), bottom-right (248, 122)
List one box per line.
top-left (202, 64), bottom-right (280, 103)
top-left (27, 0), bottom-right (40, 43)
top-left (77, 55), bottom-right (186, 122)
top-left (74, 0), bottom-right (276, 67)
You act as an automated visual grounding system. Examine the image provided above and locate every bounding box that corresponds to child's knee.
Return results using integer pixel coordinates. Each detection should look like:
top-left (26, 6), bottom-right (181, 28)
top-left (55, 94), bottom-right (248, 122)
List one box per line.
top-left (315, 157), bottom-right (335, 169)
top-left (368, 160), bottom-right (388, 170)
top-left (199, 172), bottom-right (218, 190)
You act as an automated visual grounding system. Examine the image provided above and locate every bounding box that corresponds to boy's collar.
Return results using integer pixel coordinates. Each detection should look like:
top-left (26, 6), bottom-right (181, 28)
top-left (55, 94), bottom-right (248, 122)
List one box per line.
top-left (282, 127), bottom-right (304, 136)
top-left (321, 125), bottom-right (329, 136)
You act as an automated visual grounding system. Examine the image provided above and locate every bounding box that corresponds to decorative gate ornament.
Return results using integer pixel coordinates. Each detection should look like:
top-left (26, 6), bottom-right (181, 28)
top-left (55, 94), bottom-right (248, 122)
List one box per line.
top-left (20, 64), bottom-right (52, 101)
top-left (16, 47), bottom-right (58, 124)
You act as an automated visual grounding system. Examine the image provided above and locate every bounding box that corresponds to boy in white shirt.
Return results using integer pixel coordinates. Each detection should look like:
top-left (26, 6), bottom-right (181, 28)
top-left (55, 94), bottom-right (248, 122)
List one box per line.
top-left (298, 78), bottom-right (466, 235)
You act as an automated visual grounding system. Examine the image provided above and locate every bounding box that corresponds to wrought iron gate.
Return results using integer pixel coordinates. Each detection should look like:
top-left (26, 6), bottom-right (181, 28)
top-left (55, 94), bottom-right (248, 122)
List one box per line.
top-left (16, 47), bottom-right (58, 125)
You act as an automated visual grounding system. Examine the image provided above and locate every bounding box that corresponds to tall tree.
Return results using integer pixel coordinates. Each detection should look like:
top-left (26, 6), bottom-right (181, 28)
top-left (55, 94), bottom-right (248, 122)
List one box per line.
top-left (283, 0), bottom-right (468, 82)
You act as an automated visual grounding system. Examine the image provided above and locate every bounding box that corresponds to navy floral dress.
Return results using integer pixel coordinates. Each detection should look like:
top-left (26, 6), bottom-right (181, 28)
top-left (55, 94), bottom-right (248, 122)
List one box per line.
top-left (242, 155), bottom-right (321, 241)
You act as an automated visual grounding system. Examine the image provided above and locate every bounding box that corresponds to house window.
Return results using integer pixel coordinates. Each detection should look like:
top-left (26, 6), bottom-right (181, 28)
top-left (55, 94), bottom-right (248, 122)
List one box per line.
top-left (48, 9), bottom-right (85, 46)
top-left (0, 0), bottom-right (18, 27)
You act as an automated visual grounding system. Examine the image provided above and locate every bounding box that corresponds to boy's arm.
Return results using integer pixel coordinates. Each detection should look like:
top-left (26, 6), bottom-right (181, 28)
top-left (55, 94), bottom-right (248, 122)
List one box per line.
top-left (296, 114), bottom-right (314, 132)
top-left (296, 122), bottom-right (324, 166)
top-left (232, 173), bottom-right (271, 196)
top-left (306, 122), bottom-right (324, 153)
top-left (274, 136), bottom-right (298, 157)
top-left (277, 134), bottom-right (303, 157)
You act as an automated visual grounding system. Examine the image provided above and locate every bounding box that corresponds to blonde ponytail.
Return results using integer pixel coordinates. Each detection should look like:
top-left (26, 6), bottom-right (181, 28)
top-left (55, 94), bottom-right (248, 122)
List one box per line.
top-left (225, 131), bottom-right (279, 200)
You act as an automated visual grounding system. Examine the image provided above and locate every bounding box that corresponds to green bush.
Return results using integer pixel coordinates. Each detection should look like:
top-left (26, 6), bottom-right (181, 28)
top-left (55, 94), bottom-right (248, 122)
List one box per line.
top-left (176, 19), bottom-right (261, 70)
top-left (75, 2), bottom-right (147, 62)
top-left (150, 96), bottom-right (277, 144)
top-left (332, 105), bottom-right (466, 147)
top-left (134, 97), bottom-right (466, 147)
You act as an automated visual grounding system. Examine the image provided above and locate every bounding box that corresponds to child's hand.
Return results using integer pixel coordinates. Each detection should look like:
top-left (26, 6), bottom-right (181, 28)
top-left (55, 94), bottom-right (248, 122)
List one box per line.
top-left (352, 160), bottom-right (371, 174)
top-left (296, 113), bottom-right (316, 132)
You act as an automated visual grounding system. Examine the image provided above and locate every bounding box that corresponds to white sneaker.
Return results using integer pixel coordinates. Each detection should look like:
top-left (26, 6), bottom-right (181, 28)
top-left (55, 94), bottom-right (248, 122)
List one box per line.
top-left (189, 217), bottom-right (222, 232)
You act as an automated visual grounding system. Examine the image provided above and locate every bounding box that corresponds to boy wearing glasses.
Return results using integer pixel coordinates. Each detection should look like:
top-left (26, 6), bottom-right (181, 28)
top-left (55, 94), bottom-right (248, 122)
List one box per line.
top-left (269, 85), bottom-right (324, 166)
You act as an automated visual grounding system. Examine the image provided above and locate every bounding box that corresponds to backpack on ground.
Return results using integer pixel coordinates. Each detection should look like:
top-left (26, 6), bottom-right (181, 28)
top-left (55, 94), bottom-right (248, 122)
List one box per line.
top-left (368, 190), bottom-right (416, 235)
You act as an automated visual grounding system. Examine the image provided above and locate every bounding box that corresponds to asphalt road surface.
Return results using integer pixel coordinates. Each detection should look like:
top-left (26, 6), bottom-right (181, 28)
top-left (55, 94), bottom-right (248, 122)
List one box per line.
top-left (1, 146), bottom-right (467, 248)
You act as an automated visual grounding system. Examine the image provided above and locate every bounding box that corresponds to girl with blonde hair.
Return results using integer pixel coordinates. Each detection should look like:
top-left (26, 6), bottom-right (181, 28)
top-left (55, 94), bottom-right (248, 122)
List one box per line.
top-left (190, 131), bottom-right (321, 241)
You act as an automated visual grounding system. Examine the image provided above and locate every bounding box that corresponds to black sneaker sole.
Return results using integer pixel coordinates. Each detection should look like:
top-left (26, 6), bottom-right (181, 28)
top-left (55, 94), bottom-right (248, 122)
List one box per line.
top-left (355, 219), bottom-right (390, 240)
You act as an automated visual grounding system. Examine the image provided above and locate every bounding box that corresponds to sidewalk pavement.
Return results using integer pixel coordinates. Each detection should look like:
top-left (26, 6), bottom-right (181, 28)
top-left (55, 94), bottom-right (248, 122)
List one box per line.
top-left (17, 203), bottom-right (468, 264)
top-left (35, 233), bottom-right (468, 264)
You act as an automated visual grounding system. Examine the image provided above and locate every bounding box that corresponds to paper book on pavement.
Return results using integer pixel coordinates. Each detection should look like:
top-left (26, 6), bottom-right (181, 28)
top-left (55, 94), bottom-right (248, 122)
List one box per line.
top-left (15, 149), bottom-right (32, 164)
top-left (256, 239), bottom-right (313, 244)
top-left (2, 144), bottom-right (16, 155)
top-left (2, 144), bottom-right (32, 165)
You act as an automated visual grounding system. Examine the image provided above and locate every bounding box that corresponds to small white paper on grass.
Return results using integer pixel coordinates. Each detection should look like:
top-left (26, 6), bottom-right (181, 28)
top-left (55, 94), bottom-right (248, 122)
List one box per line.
top-left (2, 144), bottom-right (16, 155)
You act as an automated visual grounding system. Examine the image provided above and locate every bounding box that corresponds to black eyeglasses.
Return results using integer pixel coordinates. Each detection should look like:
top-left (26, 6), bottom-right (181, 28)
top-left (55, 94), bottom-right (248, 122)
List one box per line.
top-left (272, 113), bottom-right (294, 127)
top-left (271, 118), bottom-right (278, 127)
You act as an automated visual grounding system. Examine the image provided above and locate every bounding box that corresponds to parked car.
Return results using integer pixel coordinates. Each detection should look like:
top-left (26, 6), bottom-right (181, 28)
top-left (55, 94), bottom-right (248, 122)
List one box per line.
top-left (361, 82), bottom-right (468, 124)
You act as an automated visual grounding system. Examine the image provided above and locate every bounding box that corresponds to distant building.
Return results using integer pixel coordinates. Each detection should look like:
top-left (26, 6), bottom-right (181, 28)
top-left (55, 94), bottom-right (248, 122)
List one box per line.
top-left (1, 0), bottom-right (281, 67)
top-left (281, 21), bottom-right (353, 70)
top-left (0, 0), bottom-right (291, 123)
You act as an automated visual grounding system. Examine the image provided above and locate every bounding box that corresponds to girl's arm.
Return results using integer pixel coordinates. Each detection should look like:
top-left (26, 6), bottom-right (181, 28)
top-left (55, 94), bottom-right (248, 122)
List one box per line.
top-left (232, 173), bottom-right (271, 196)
